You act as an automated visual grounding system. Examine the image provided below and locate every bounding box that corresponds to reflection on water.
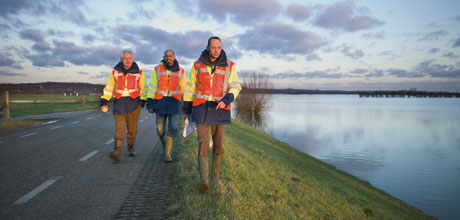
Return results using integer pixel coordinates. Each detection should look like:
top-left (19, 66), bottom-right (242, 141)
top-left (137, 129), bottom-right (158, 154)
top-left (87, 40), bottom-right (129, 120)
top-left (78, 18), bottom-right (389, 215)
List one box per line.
top-left (238, 94), bottom-right (460, 220)
top-left (234, 93), bottom-right (272, 131)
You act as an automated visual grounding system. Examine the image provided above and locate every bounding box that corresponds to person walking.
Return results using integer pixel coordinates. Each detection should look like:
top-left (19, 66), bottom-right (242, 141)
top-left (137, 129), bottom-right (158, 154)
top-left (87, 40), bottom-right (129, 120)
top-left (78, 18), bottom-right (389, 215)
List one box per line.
top-left (183, 36), bottom-right (242, 192)
top-left (146, 49), bottom-right (186, 163)
top-left (100, 50), bottom-right (147, 162)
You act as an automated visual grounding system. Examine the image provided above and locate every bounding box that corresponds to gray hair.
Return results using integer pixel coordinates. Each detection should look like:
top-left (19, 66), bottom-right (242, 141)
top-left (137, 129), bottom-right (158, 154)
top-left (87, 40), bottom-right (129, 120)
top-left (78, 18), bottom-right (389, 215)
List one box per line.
top-left (120, 50), bottom-right (134, 60)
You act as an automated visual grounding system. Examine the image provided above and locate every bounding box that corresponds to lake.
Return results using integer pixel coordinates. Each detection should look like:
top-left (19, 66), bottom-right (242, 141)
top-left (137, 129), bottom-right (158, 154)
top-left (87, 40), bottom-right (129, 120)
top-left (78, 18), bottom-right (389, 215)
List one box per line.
top-left (234, 94), bottom-right (460, 220)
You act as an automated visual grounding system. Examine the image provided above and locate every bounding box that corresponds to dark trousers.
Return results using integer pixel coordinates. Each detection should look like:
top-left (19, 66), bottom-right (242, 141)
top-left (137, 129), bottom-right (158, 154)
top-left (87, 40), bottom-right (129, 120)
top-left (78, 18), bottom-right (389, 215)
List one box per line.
top-left (197, 124), bottom-right (226, 157)
top-left (114, 105), bottom-right (141, 147)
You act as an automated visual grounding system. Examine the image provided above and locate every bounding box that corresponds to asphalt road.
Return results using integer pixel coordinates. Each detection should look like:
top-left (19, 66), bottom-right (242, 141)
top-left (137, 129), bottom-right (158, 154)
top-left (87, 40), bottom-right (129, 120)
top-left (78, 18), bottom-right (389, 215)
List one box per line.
top-left (0, 109), bottom-right (159, 220)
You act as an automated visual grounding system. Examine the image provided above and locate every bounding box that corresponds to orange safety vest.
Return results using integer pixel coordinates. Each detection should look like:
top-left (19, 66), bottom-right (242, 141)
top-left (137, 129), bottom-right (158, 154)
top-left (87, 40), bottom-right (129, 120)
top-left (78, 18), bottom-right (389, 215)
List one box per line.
top-left (193, 60), bottom-right (233, 110)
top-left (154, 64), bottom-right (183, 101)
top-left (112, 70), bottom-right (143, 99)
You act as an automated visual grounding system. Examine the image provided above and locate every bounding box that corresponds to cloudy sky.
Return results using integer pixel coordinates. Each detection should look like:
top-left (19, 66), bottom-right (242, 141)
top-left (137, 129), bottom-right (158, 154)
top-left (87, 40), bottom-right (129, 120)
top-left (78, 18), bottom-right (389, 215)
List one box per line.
top-left (1, 0), bottom-right (459, 91)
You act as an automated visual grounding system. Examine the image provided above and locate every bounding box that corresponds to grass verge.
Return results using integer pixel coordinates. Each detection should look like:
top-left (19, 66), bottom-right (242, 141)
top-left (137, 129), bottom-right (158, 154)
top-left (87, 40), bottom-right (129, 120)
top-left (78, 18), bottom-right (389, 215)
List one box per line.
top-left (166, 119), bottom-right (435, 220)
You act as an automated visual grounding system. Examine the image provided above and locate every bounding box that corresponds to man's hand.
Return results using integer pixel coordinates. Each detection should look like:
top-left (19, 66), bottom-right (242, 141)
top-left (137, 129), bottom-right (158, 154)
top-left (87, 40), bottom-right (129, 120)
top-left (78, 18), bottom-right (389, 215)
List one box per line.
top-left (216, 101), bottom-right (226, 109)
top-left (101, 105), bottom-right (108, 112)
top-left (184, 114), bottom-right (189, 121)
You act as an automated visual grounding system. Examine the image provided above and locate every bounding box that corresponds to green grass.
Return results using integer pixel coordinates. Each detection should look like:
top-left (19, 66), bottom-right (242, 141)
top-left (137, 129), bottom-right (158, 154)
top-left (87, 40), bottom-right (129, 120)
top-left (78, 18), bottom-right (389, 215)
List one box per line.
top-left (4, 95), bottom-right (100, 117)
top-left (166, 119), bottom-right (435, 220)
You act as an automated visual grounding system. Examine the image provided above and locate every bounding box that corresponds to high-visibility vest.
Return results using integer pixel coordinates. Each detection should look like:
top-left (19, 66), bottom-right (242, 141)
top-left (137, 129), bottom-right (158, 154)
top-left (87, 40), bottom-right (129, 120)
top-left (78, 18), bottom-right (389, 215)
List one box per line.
top-left (112, 70), bottom-right (144, 99)
top-left (154, 64), bottom-right (182, 101)
top-left (193, 60), bottom-right (233, 110)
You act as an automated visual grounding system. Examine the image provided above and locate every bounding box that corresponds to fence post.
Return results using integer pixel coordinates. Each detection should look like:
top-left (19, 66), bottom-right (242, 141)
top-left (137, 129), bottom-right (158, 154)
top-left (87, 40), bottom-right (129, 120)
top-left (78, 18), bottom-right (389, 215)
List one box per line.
top-left (34, 100), bottom-right (37, 114)
top-left (81, 95), bottom-right (85, 107)
top-left (5, 91), bottom-right (11, 121)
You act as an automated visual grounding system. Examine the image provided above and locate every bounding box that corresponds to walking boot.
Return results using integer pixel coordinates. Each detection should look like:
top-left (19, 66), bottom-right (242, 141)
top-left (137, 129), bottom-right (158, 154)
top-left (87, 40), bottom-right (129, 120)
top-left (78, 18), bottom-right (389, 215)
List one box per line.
top-left (197, 157), bottom-right (209, 192)
top-left (159, 136), bottom-right (166, 151)
top-left (109, 140), bottom-right (123, 162)
top-left (212, 155), bottom-right (223, 185)
top-left (128, 138), bottom-right (136, 157)
top-left (164, 136), bottom-right (173, 163)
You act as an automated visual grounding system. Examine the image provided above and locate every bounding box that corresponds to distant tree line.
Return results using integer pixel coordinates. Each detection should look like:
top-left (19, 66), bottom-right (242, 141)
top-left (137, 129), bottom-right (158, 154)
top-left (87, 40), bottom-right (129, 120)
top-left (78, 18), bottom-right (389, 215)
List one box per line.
top-left (0, 82), bottom-right (104, 95)
top-left (241, 88), bottom-right (460, 98)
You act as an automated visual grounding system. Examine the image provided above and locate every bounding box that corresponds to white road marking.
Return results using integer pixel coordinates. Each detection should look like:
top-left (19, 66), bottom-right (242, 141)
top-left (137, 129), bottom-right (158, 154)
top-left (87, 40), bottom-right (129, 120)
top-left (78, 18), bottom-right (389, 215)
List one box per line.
top-left (79, 150), bottom-right (99, 161)
top-left (94, 114), bottom-right (102, 118)
top-left (86, 117), bottom-right (93, 120)
top-left (105, 138), bottom-right (114, 144)
top-left (41, 120), bottom-right (58, 125)
top-left (139, 119), bottom-right (145, 122)
top-left (71, 121), bottom-right (80, 124)
top-left (50, 125), bottom-right (62, 130)
top-left (20, 132), bottom-right (38, 138)
top-left (13, 176), bottom-right (62, 205)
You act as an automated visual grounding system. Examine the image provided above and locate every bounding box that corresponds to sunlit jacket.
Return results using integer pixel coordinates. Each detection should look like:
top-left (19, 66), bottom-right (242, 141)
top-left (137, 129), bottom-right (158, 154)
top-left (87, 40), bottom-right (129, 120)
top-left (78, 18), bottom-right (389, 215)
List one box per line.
top-left (146, 60), bottom-right (186, 115)
top-left (100, 61), bottom-right (147, 115)
top-left (183, 49), bottom-right (241, 124)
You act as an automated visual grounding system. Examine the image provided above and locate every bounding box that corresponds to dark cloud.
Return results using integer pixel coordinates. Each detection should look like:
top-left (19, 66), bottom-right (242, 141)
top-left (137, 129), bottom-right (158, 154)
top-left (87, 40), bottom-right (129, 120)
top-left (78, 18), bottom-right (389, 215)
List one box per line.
top-left (0, 52), bottom-right (23, 69)
top-left (112, 25), bottom-right (215, 64)
top-left (0, 0), bottom-right (32, 17)
top-left (90, 72), bottom-right (109, 79)
top-left (306, 54), bottom-right (322, 61)
top-left (416, 60), bottom-right (460, 78)
top-left (285, 3), bottom-right (310, 22)
top-left (387, 68), bottom-right (425, 78)
top-left (443, 52), bottom-right (458, 59)
top-left (454, 15), bottom-right (460, 22)
top-left (52, 40), bottom-right (121, 66)
top-left (19, 29), bottom-right (46, 42)
top-left (82, 34), bottom-right (96, 44)
top-left (237, 21), bottom-right (327, 55)
top-left (417, 30), bottom-right (449, 41)
top-left (78, 71), bottom-right (89, 75)
top-left (314, 1), bottom-right (384, 32)
top-left (341, 46), bottom-right (364, 59)
top-left (32, 41), bottom-right (52, 51)
top-left (365, 69), bottom-right (384, 78)
top-left (351, 68), bottom-right (368, 74)
top-left (272, 71), bottom-right (343, 79)
top-left (453, 38), bottom-right (460, 47)
top-left (428, 48), bottom-right (440, 54)
top-left (0, 70), bottom-right (27, 77)
top-left (194, 0), bottom-right (282, 25)
top-left (25, 53), bottom-right (65, 67)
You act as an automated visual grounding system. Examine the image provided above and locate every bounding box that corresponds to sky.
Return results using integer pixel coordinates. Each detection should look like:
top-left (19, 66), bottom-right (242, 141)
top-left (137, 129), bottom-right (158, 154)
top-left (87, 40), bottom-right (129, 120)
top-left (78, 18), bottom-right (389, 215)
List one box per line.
top-left (1, 0), bottom-right (459, 92)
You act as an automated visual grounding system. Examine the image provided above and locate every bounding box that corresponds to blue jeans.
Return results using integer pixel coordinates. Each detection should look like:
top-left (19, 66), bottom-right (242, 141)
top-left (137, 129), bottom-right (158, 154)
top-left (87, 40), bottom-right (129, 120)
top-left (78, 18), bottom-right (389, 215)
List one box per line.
top-left (156, 113), bottom-right (179, 138)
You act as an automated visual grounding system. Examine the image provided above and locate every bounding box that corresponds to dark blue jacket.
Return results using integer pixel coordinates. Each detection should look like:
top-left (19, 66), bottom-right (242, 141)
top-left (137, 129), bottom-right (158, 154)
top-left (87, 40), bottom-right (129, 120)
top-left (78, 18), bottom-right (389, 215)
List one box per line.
top-left (146, 97), bottom-right (180, 115)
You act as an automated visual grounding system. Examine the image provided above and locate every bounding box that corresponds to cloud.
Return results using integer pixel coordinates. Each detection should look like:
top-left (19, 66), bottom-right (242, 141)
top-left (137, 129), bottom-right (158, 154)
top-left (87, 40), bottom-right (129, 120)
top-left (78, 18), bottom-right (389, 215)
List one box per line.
top-left (82, 34), bottom-right (96, 44)
top-left (417, 30), bottom-right (449, 41)
top-left (365, 69), bottom-right (384, 78)
top-left (273, 71), bottom-right (343, 79)
top-left (25, 53), bottom-right (65, 67)
top-left (285, 3), bottom-right (311, 22)
top-left (306, 54), bottom-right (322, 61)
top-left (387, 68), bottom-right (425, 78)
top-left (237, 21), bottom-right (327, 55)
top-left (351, 68), bottom-right (368, 74)
top-left (443, 52), bottom-right (458, 59)
top-left (78, 71), bottom-right (89, 75)
top-left (0, 70), bottom-right (27, 77)
top-left (341, 46), bottom-right (364, 59)
top-left (195, 0), bottom-right (282, 25)
top-left (416, 60), bottom-right (460, 78)
top-left (428, 48), bottom-right (440, 54)
top-left (0, 52), bottom-right (23, 69)
top-left (90, 72), bottom-right (109, 79)
top-left (113, 25), bottom-right (221, 64)
top-left (362, 31), bottom-right (384, 39)
top-left (453, 38), bottom-right (460, 47)
top-left (453, 15), bottom-right (460, 22)
top-left (19, 29), bottom-right (46, 42)
top-left (314, 1), bottom-right (384, 32)
top-left (0, 0), bottom-right (32, 17)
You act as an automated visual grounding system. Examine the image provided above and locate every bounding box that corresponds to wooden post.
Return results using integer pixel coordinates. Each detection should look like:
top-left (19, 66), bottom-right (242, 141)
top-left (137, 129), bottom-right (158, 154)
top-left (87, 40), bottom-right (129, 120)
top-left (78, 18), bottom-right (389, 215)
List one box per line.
top-left (34, 100), bottom-right (37, 114)
top-left (4, 91), bottom-right (11, 121)
top-left (81, 95), bottom-right (85, 107)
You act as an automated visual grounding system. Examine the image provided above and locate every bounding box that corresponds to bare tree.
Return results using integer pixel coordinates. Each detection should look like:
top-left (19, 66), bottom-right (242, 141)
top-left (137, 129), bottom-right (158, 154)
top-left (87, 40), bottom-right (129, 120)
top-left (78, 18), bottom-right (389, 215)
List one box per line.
top-left (235, 72), bottom-right (273, 130)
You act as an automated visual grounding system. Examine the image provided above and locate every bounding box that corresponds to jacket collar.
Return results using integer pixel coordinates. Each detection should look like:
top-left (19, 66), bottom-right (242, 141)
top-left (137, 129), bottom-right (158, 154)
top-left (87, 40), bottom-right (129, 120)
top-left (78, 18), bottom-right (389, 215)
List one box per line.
top-left (198, 49), bottom-right (228, 67)
top-left (161, 59), bottom-right (180, 72)
top-left (114, 61), bottom-right (140, 75)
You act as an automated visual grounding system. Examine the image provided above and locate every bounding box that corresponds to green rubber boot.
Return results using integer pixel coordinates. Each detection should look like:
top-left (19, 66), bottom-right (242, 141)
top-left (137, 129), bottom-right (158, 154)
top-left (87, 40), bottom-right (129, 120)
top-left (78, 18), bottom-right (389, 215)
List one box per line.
top-left (165, 136), bottom-right (173, 163)
top-left (212, 155), bottom-right (223, 185)
top-left (197, 157), bottom-right (209, 192)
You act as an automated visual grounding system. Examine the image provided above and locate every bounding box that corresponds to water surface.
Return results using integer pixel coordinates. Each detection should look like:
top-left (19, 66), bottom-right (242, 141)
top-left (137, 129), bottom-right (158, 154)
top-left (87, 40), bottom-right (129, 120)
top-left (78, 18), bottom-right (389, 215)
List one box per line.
top-left (236, 94), bottom-right (460, 220)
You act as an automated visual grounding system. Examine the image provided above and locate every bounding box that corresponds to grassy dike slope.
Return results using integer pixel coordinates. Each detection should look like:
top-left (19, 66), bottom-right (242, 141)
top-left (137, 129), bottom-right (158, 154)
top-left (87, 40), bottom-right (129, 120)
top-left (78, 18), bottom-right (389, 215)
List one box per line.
top-left (166, 120), bottom-right (435, 220)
